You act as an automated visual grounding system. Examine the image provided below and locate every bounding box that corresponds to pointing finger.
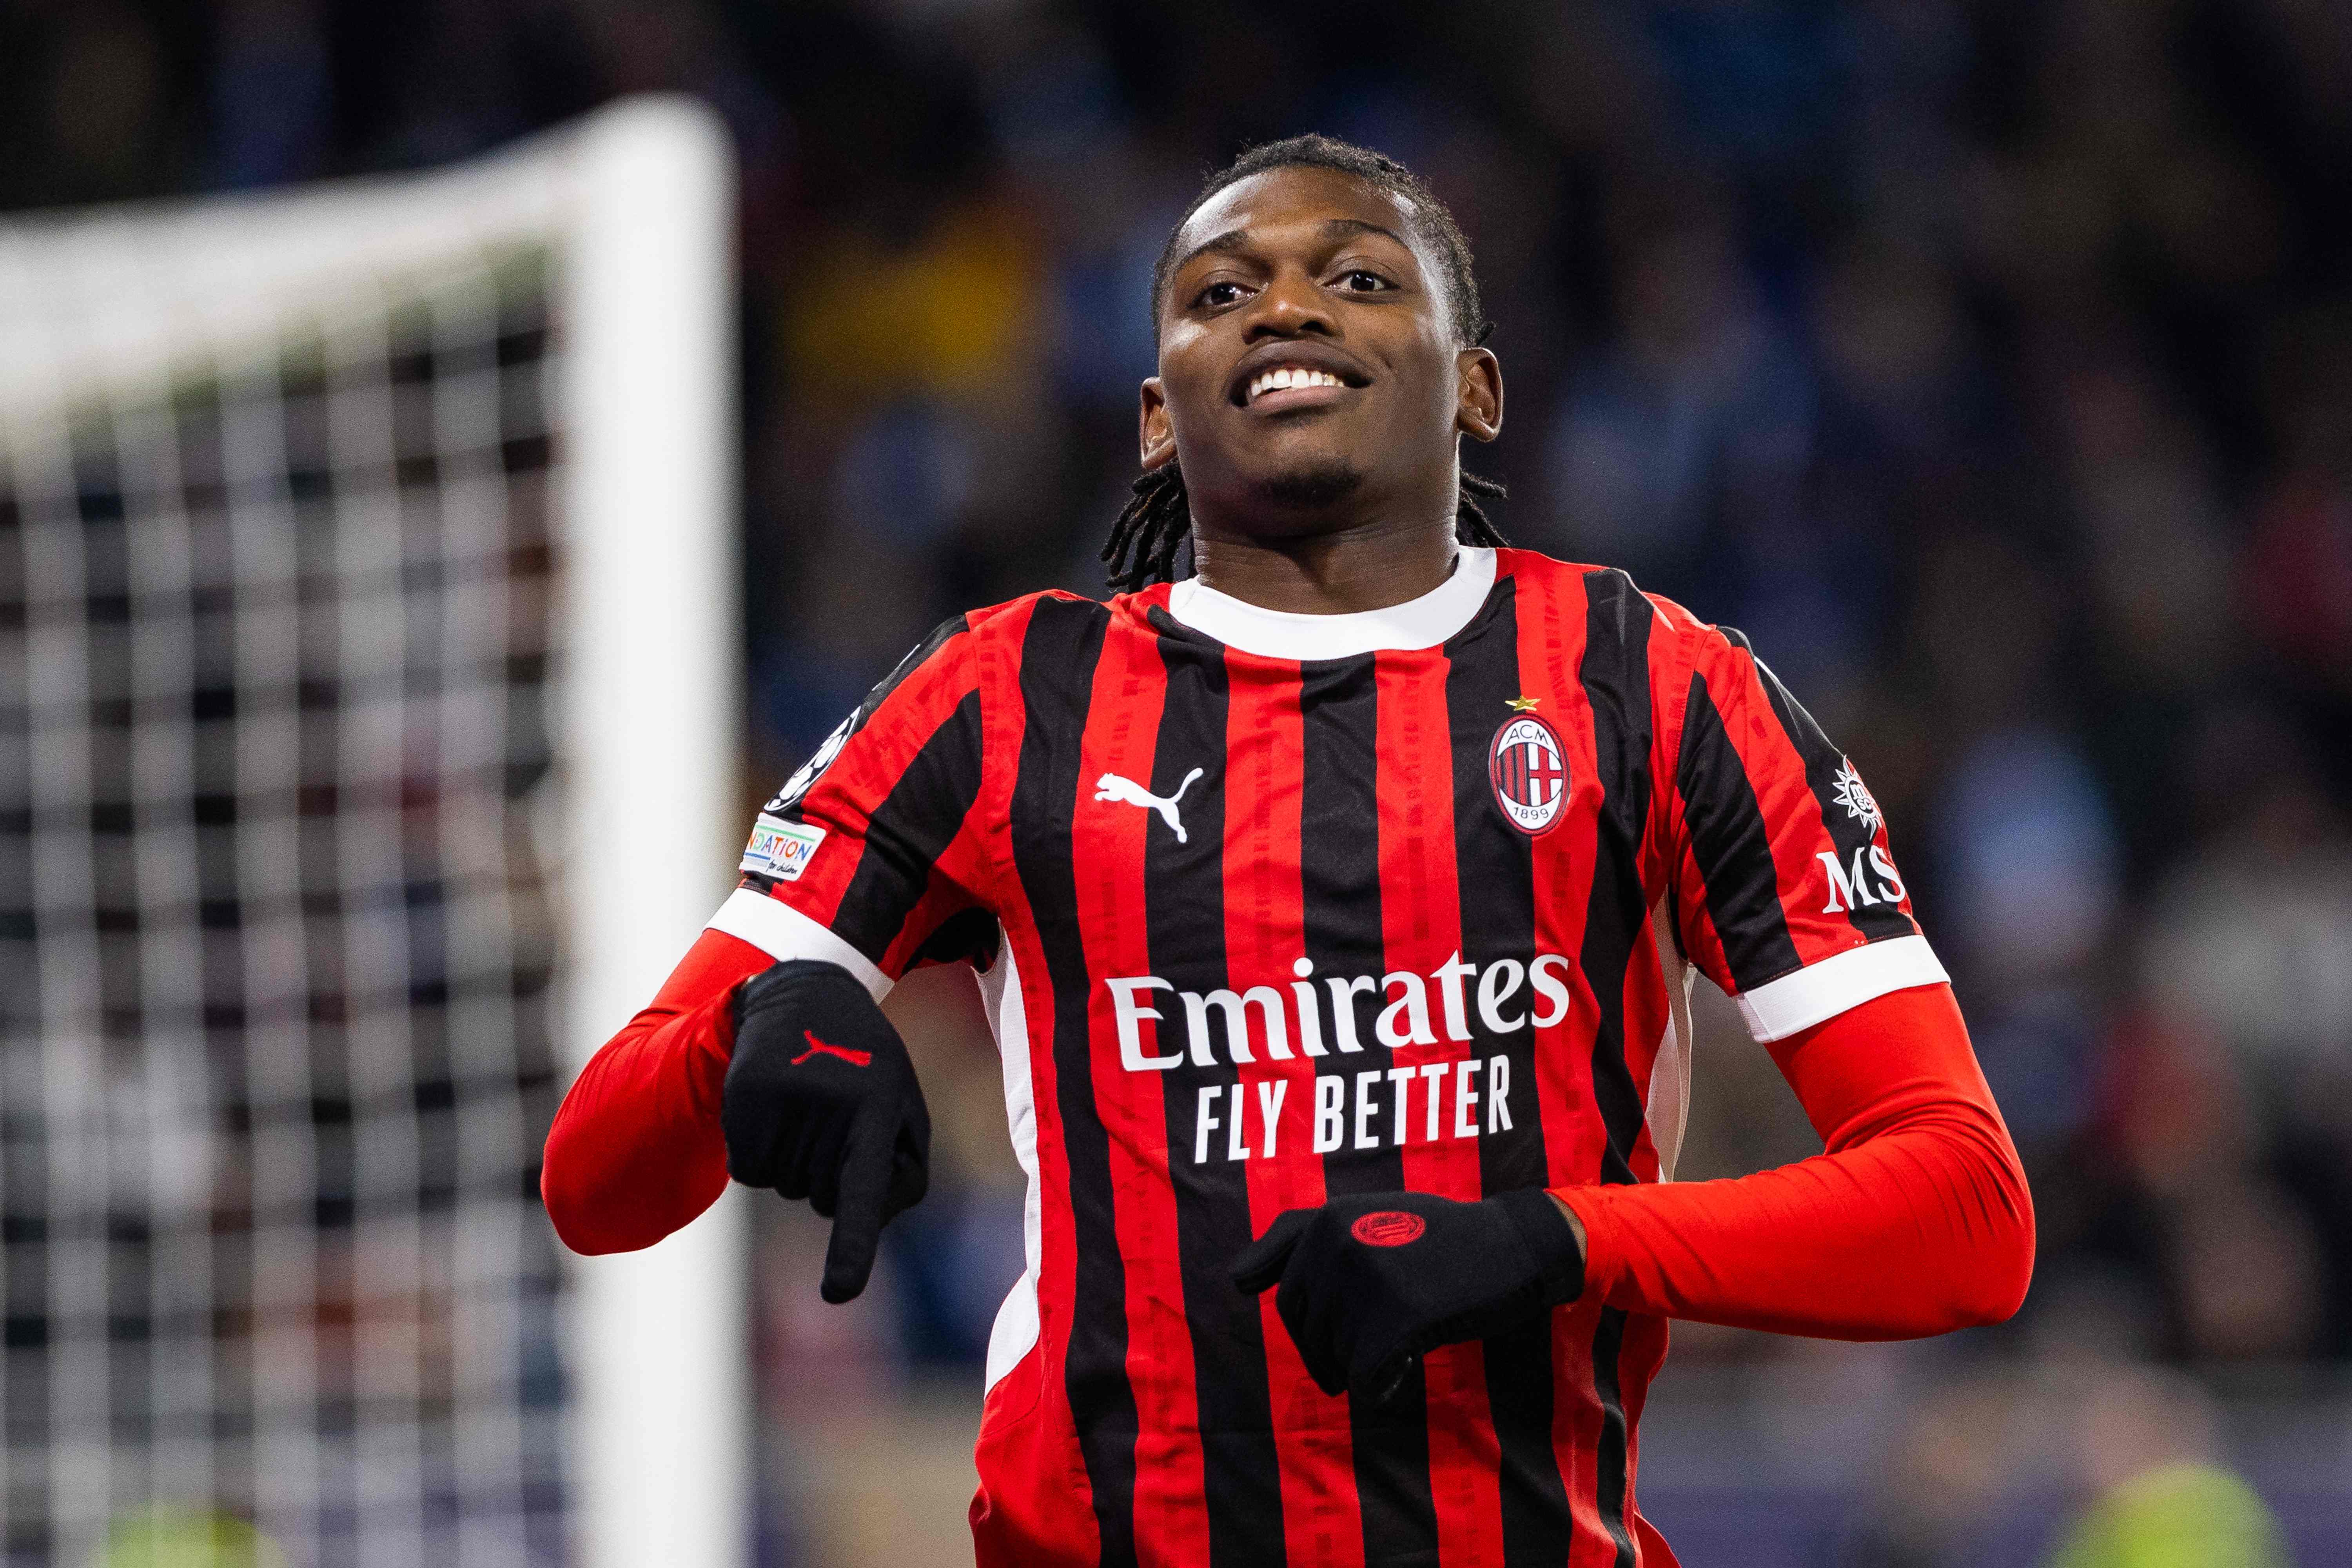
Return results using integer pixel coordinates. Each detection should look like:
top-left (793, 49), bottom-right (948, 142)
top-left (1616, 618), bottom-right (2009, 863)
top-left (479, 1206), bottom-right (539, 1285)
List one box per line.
top-left (819, 1117), bottom-right (895, 1304)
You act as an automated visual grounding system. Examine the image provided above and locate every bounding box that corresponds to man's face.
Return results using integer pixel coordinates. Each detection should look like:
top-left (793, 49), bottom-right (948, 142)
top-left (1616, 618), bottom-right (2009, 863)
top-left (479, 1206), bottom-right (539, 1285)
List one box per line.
top-left (1144, 166), bottom-right (1501, 541)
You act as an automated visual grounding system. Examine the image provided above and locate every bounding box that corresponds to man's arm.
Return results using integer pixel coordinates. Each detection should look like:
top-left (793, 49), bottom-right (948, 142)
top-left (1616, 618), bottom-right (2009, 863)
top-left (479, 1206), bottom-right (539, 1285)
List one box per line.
top-left (544, 610), bottom-right (996, 1272)
top-left (1233, 607), bottom-right (2033, 1394)
top-left (1231, 980), bottom-right (2031, 1405)
top-left (541, 927), bottom-right (931, 1306)
top-left (1555, 980), bottom-right (2033, 1338)
top-left (540, 928), bottom-right (766, 1256)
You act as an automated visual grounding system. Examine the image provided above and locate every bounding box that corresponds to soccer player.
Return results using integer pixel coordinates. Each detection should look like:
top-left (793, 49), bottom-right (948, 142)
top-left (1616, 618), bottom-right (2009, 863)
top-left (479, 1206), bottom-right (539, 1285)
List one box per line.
top-left (543, 136), bottom-right (2034, 1566)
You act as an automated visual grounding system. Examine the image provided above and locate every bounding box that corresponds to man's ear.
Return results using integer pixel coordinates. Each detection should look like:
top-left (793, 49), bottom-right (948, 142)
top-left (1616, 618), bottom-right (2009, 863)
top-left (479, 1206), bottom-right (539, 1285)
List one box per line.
top-left (1139, 376), bottom-right (1177, 469)
top-left (1454, 348), bottom-right (1503, 443)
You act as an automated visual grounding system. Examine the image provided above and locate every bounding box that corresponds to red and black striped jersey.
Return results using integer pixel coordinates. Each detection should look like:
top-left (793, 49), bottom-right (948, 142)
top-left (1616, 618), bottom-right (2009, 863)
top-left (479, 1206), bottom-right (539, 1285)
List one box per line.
top-left (711, 546), bottom-right (1946, 1568)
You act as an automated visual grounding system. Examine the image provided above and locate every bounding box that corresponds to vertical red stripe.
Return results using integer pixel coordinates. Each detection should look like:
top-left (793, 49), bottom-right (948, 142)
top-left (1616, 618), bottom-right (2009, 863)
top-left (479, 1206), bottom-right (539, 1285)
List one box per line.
top-left (1071, 627), bottom-right (1212, 1568)
top-left (1372, 648), bottom-right (1507, 1568)
top-left (1224, 654), bottom-right (1365, 1568)
top-left (1509, 565), bottom-right (1642, 1564)
top-left (1641, 594), bottom-right (1735, 1004)
top-left (1617, 1312), bottom-right (1672, 1563)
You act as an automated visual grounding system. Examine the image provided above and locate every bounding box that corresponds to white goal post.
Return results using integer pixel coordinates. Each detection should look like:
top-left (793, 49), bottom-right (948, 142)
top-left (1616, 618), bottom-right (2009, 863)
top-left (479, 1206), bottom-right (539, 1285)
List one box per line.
top-left (0, 96), bottom-right (746, 1568)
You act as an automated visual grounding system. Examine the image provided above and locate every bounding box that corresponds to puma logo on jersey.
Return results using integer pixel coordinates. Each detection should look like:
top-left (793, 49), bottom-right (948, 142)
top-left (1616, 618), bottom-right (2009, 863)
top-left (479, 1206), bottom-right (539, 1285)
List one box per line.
top-left (1094, 768), bottom-right (1204, 843)
top-left (791, 1031), bottom-right (871, 1068)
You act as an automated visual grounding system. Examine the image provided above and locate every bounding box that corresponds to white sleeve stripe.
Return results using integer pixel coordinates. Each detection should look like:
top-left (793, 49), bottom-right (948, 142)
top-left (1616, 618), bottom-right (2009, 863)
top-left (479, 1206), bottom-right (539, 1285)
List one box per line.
top-left (1733, 934), bottom-right (1949, 1042)
top-left (704, 887), bottom-right (892, 1000)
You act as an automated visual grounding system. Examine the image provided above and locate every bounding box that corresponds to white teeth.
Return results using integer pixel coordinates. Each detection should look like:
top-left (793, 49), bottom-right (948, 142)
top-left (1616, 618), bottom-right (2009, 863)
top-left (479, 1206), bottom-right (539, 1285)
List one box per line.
top-left (1248, 366), bottom-right (1346, 401)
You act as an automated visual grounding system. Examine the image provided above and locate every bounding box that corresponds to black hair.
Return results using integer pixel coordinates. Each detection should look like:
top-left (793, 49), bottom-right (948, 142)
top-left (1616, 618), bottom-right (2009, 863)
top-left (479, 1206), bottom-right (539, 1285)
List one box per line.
top-left (1105, 134), bottom-right (1506, 593)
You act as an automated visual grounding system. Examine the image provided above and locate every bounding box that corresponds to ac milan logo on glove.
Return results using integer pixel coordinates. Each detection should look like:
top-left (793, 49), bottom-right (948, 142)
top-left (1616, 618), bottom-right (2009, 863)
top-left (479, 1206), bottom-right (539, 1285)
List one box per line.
top-left (1489, 713), bottom-right (1570, 836)
top-left (1350, 1211), bottom-right (1427, 1247)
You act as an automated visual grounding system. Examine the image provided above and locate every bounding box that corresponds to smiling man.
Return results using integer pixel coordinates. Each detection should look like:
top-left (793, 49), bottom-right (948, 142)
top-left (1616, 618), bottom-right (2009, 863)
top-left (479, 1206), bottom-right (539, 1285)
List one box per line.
top-left (541, 136), bottom-right (2035, 1566)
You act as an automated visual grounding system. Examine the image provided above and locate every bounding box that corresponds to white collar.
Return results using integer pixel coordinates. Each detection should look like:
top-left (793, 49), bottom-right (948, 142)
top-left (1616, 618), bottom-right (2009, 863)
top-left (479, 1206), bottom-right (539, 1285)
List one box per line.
top-left (1165, 548), bottom-right (1496, 660)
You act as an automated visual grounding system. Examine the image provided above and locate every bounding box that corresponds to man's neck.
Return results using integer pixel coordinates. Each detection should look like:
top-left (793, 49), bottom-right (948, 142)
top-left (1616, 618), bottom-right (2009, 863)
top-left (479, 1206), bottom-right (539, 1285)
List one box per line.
top-left (1189, 513), bottom-right (1459, 615)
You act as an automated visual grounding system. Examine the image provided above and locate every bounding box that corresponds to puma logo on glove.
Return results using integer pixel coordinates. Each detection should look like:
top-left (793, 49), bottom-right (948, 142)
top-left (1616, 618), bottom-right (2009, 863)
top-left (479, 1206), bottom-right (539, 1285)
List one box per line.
top-left (722, 960), bottom-right (930, 1303)
top-left (791, 1031), bottom-right (872, 1068)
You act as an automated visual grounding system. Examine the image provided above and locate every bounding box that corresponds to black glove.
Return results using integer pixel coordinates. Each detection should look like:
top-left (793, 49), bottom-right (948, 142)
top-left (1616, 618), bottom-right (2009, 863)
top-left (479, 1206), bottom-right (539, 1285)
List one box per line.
top-left (720, 960), bottom-right (930, 1303)
top-left (1231, 1188), bottom-right (1585, 1405)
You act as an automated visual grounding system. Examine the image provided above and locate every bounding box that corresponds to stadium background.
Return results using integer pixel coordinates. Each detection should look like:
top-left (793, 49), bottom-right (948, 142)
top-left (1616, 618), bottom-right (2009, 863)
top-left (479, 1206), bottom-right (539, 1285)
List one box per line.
top-left (5, 0), bottom-right (2350, 1563)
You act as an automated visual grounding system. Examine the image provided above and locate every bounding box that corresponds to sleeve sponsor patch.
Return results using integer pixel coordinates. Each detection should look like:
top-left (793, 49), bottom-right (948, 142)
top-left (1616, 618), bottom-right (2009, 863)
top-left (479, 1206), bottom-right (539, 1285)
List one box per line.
top-left (740, 816), bottom-right (828, 881)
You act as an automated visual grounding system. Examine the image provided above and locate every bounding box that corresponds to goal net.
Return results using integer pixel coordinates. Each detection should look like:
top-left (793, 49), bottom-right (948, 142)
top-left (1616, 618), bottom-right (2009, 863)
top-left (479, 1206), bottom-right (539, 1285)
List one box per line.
top-left (0, 98), bottom-right (744, 1568)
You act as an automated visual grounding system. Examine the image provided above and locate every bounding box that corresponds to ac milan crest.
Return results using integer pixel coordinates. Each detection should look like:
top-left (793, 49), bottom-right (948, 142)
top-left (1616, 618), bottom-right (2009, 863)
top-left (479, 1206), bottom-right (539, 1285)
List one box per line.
top-left (1489, 713), bottom-right (1570, 835)
top-left (1350, 1211), bottom-right (1427, 1247)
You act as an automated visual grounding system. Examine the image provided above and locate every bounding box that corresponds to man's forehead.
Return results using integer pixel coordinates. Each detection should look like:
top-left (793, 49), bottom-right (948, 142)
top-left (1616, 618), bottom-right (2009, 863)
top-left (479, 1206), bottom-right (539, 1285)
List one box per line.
top-left (1171, 167), bottom-right (1428, 271)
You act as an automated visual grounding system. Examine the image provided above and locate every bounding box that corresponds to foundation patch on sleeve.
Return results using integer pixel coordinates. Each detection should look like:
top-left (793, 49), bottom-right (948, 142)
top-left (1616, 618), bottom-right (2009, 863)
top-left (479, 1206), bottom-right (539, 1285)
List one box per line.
top-left (741, 816), bottom-right (828, 881)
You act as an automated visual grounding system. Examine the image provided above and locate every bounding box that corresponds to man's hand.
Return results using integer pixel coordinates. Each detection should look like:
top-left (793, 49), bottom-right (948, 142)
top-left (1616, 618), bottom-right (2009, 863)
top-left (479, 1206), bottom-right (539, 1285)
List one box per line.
top-left (720, 960), bottom-right (929, 1303)
top-left (1230, 1188), bottom-right (1586, 1405)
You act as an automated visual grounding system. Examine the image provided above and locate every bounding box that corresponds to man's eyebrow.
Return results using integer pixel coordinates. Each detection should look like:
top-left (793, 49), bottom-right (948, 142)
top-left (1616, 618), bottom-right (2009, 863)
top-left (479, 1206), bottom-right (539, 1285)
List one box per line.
top-left (1169, 216), bottom-right (1415, 280)
top-left (1170, 227), bottom-right (1254, 277)
top-left (1318, 216), bottom-right (1409, 249)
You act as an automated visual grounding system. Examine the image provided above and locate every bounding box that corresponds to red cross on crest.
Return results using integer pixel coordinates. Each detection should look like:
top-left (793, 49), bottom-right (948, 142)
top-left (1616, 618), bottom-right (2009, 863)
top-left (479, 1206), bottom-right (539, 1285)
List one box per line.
top-left (1489, 713), bottom-right (1570, 836)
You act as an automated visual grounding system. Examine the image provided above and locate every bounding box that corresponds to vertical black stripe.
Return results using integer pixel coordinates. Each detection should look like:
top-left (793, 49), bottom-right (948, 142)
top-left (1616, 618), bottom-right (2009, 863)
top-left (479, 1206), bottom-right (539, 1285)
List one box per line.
top-left (1444, 579), bottom-right (1575, 1563)
top-left (1006, 597), bottom-right (1137, 1568)
top-left (1576, 570), bottom-right (1653, 1568)
top-left (1722, 628), bottom-right (1914, 943)
top-left (768, 613), bottom-right (968, 823)
top-left (1144, 635), bottom-right (1283, 1564)
top-left (1298, 653), bottom-right (1440, 1565)
top-left (1677, 675), bottom-right (1807, 989)
top-left (1590, 1305), bottom-right (1635, 1563)
top-left (830, 688), bottom-right (985, 961)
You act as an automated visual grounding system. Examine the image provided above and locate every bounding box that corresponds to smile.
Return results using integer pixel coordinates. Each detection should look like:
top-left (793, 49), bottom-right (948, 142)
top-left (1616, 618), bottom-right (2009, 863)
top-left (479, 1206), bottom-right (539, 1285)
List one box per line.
top-left (1249, 365), bottom-right (1346, 401)
top-left (1238, 361), bottom-right (1365, 410)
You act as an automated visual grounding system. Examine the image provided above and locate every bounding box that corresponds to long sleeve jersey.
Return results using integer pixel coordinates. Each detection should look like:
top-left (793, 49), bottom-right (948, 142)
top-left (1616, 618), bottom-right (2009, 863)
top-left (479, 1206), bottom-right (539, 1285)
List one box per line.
top-left (544, 548), bottom-right (2034, 1568)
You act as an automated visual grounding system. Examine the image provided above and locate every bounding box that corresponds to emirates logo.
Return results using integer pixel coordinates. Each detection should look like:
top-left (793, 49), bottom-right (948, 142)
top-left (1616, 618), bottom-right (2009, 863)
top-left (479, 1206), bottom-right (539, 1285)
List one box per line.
top-left (1350, 1211), bottom-right (1427, 1247)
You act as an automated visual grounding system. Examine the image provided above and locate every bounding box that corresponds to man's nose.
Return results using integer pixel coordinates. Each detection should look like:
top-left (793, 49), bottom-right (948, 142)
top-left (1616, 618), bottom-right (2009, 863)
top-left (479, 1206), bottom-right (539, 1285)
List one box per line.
top-left (1243, 265), bottom-right (1336, 339)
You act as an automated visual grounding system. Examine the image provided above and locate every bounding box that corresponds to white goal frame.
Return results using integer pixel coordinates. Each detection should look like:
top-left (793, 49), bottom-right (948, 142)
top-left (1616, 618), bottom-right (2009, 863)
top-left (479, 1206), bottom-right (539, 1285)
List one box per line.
top-left (0, 95), bottom-right (748, 1568)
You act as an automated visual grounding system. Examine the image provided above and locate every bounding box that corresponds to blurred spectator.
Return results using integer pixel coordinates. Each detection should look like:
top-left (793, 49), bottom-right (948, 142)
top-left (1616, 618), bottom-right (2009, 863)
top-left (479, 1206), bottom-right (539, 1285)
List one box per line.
top-left (1935, 727), bottom-right (2122, 987)
top-left (1544, 202), bottom-right (1815, 607)
top-left (207, 0), bottom-right (331, 189)
top-left (2043, 1370), bottom-right (2289, 1568)
top-left (10, 0), bottom-right (2352, 1555)
top-left (1837, 1377), bottom-right (2018, 1568)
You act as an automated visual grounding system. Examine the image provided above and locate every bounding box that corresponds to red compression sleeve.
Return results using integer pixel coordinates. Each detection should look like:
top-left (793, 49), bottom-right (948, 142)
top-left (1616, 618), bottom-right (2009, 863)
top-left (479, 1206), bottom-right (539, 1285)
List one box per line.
top-left (1554, 983), bottom-right (2034, 1339)
top-left (541, 929), bottom-right (770, 1255)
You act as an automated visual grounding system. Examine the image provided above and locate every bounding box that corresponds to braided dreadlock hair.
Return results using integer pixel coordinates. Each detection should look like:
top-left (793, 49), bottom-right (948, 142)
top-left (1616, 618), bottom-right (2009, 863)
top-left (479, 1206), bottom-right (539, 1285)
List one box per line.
top-left (1104, 133), bottom-right (1508, 593)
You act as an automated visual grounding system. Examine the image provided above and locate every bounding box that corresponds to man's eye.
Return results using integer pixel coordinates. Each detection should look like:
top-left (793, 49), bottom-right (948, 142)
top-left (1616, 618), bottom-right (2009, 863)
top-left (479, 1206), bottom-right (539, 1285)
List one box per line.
top-left (1338, 270), bottom-right (1393, 292)
top-left (1196, 281), bottom-right (1247, 308)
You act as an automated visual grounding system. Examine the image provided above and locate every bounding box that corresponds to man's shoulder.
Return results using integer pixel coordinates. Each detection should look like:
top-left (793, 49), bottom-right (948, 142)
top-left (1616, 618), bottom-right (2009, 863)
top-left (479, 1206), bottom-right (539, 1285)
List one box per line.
top-left (932, 589), bottom-right (1116, 653)
top-left (1492, 548), bottom-right (1736, 666)
top-left (1493, 545), bottom-right (1646, 601)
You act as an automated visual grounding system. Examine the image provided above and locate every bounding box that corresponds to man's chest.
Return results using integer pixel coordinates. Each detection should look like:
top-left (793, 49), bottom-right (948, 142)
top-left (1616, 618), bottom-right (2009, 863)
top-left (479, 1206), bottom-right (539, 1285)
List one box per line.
top-left (1021, 641), bottom-right (1623, 993)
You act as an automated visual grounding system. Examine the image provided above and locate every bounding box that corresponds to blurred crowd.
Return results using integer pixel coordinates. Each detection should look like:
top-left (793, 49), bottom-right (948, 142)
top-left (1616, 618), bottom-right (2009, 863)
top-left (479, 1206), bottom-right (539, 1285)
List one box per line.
top-left (9, 0), bottom-right (2350, 1560)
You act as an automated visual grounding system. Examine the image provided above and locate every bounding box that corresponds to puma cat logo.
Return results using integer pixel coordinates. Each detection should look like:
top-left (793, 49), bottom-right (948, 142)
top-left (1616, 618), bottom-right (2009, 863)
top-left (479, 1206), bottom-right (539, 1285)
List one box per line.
top-left (1094, 768), bottom-right (1205, 844)
top-left (791, 1031), bottom-right (872, 1068)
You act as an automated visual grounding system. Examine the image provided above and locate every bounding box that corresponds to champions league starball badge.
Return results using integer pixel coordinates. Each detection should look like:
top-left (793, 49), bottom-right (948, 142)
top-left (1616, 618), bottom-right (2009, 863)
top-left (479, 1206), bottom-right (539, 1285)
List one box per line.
top-left (1489, 711), bottom-right (1570, 835)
